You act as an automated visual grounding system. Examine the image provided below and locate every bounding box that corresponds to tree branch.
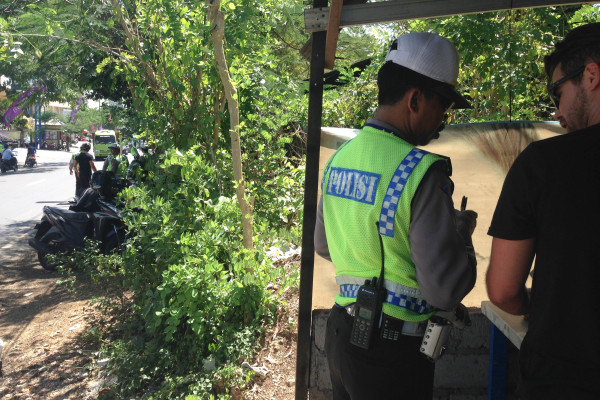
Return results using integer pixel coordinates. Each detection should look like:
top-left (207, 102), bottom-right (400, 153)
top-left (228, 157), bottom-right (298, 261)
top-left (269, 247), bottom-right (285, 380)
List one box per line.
top-left (110, 0), bottom-right (161, 94)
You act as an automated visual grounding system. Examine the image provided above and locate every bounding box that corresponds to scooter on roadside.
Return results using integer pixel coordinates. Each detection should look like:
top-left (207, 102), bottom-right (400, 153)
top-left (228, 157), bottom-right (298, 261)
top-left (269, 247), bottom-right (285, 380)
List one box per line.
top-left (28, 205), bottom-right (126, 271)
top-left (28, 176), bottom-right (127, 271)
top-left (28, 206), bottom-right (94, 270)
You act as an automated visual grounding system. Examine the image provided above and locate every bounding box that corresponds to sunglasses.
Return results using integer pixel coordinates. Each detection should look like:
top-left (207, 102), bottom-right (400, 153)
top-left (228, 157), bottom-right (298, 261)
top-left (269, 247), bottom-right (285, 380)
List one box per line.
top-left (433, 92), bottom-right (454, 114)
top-left (547, 66), bottom-right (585, 109)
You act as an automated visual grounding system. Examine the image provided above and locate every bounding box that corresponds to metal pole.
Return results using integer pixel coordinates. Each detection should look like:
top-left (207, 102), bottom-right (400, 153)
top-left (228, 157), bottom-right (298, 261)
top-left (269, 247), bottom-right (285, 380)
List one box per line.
top-left (294, 0), bottom-right (327, 398)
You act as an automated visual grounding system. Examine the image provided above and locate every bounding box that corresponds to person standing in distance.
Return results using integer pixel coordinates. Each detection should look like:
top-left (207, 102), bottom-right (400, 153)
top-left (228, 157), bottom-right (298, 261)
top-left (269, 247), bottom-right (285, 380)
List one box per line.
top-left (486, 23), bottom-right (600, 400)
top-left (103, 143), bottom-right (129, 177)
top-left (314, 32), bottom-right (478, 400)
top-left (72, 142), bottom-right (97, 197)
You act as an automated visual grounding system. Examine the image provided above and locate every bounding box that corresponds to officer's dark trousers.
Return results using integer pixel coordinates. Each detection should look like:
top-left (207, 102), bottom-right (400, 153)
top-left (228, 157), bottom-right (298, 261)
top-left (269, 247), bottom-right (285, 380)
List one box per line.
top-left (325, 305), bottom-right (434, 400)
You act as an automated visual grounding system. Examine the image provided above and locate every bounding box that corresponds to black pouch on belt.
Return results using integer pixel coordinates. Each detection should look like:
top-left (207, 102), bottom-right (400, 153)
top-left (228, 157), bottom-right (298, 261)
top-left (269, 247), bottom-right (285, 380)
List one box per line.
top-left (380, 313), bottom-right (404, 341)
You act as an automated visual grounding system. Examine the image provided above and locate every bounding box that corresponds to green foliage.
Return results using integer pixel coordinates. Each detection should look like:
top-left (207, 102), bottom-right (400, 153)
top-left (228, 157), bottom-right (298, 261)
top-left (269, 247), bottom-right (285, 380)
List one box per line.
top-left (58, 107), bottom-right (102, 134)
top-left (78, 148), bottom-right (302, 398)
top-left (9, 2), bottom-right (600, 399)
top-left (321, 54), bottom-right (382, 128)
top-left (318, 6), bottom-right (600, 126)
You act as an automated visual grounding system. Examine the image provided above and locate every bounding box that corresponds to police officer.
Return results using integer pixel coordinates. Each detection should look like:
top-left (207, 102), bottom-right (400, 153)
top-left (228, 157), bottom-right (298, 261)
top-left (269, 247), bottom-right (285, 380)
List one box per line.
top-left (103, 143), bottom-right (129, 177)
top-left (314, 32), bottom-right (478, 399)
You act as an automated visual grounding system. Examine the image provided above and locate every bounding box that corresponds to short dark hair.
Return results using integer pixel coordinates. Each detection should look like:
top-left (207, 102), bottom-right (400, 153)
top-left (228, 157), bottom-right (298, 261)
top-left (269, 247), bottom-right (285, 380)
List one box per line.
top-left (377, 62), bottom-right (440, 106)
top-left (544, 22), bottom-right (600, 81)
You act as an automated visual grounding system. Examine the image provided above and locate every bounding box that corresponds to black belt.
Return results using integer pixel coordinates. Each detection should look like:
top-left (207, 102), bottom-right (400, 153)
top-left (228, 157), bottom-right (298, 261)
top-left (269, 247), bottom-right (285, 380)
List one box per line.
top-left (342, 304), bottom-right (428, 336)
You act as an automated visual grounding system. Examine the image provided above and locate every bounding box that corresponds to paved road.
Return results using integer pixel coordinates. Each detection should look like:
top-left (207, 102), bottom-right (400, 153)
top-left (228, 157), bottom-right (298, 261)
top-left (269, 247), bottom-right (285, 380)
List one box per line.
top-left (0, 145), bottom-right (102, 264)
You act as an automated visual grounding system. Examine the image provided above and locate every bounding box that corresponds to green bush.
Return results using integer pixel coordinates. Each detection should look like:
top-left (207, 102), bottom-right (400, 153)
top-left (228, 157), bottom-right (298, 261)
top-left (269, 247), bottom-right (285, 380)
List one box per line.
top-left (83, 147), bottom-right (302, 398)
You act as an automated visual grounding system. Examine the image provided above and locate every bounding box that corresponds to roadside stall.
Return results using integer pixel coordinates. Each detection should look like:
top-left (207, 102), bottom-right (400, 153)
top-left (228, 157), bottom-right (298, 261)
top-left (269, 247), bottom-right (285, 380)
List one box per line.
top-left (40, 119), bottom-right (65, 150)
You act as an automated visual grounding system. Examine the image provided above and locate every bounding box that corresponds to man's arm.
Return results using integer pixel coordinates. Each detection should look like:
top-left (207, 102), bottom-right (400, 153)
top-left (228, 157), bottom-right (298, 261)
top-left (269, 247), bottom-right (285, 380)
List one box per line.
top-left (486, 237), bottom-right (535, 315)
top-left (90, 159), bottom-right (97, 172)
top-left (73, 159), bottom-right (80, 177)
top-left (410, 164), bottom-right (477, 311)
top-left (314, 195), bottom-right (331, 261)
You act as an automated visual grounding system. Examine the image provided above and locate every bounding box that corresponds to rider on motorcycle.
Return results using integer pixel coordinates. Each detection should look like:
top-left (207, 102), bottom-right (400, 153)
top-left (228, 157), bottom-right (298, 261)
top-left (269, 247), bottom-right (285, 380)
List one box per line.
top-left (1, 144), bottom-right (17, 170)
top-left (25, 144), bottom-right (36, 166)
top-left (1, 144), bottom-right (12, 161)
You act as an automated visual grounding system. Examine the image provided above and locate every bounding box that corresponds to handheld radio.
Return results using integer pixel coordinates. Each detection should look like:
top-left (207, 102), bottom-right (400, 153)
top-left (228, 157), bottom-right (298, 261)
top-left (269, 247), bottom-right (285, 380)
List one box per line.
top-left (349, 222), bottom-right (387, 349)
top-left (350, 277), bottom-right (384, 348)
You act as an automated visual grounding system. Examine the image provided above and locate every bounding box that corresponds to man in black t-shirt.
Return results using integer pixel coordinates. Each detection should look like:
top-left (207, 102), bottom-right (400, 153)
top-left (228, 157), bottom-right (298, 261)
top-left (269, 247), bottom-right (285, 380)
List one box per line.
top-left (72, 142), bottom-right (97, 197)
top-left (486, 23), bottom-right (600, 400)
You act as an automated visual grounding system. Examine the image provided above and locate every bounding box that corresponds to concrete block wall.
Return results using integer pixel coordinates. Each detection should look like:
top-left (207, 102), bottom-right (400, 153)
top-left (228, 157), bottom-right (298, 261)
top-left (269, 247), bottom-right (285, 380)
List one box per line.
top-left (309, 308), bottom-right (520, 399)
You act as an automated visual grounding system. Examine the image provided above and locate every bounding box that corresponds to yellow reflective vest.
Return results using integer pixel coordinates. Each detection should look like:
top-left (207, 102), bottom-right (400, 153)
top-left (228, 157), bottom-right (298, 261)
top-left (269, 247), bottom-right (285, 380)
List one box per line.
top-left (322, 124), bottom-right (450, 321)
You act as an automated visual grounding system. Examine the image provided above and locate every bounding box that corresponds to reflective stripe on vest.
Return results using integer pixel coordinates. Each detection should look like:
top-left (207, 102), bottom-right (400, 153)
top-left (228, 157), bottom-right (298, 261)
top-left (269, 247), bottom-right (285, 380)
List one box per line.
top-left (379, 148), bottom-right (427, 237)
top-left (336, 275), bottom-right (434, 315)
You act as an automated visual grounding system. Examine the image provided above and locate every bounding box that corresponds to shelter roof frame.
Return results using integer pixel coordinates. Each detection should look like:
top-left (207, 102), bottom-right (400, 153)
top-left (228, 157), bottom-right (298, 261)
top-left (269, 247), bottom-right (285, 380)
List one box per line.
top-left (305, 0), bottom-right (587, 32)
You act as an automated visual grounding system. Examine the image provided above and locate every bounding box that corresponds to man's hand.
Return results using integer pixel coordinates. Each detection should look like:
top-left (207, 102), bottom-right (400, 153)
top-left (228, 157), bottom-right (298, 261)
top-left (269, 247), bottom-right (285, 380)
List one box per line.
top-left (456, 209), bottom-right (478, 236)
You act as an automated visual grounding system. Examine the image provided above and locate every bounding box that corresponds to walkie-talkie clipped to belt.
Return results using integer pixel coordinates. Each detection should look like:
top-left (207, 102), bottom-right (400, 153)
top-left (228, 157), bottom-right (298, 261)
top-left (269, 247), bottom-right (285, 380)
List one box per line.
top-left (349, 222), bottom-right (387, 349)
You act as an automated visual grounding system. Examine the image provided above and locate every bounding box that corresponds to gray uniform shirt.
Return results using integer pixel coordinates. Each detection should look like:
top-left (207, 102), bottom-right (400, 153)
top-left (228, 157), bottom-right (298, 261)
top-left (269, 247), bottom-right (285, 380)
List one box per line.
top-left (314, 119), bottom-right (476, 311)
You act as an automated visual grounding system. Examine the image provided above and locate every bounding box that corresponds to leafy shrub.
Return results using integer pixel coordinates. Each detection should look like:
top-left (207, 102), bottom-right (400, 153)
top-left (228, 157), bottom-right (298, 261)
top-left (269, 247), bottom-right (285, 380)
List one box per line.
top-left (84, 147), bottom-right (302, 398)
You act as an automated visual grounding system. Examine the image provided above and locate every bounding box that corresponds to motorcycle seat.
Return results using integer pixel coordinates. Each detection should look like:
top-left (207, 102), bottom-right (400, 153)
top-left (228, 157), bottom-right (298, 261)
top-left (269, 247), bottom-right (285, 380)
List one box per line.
top-left (43, 206), bottom-right (92, 223)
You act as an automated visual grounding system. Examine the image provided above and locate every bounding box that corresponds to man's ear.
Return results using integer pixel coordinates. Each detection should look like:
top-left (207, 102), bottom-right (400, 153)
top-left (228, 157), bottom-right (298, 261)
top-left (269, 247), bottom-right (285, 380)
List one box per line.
top-left (584, 62), bottom-right (600, 91)
top-left (407, 88), bottom-right (420, 112)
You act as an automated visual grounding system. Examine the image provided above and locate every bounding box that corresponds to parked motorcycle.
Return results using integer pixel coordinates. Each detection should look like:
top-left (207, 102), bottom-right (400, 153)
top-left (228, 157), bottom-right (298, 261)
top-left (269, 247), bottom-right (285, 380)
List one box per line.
top-left (69, 186), bottom-right (125, 254)
top-left (28, 186), bottom-right (126, 271)
top-left (29, 206), bottom-right (94, 270)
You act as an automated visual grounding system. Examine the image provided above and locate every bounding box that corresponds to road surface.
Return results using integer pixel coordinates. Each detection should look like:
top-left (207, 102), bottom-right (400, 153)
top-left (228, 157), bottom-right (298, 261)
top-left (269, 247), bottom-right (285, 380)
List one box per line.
top-left (0, 145), bottom-right (102, 264)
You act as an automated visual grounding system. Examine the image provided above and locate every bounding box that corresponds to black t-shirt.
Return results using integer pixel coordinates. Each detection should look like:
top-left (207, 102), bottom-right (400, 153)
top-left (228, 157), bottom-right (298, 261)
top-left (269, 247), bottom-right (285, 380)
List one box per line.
top-left (75, 152), bottom-right (94, 177)
top-left (488, 123), bottom-right (600, 394)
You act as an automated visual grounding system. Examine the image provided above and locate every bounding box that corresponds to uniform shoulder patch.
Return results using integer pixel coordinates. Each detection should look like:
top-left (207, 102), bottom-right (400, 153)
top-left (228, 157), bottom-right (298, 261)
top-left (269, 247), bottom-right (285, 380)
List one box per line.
top-left (326, 167), bottom-right (380, 205)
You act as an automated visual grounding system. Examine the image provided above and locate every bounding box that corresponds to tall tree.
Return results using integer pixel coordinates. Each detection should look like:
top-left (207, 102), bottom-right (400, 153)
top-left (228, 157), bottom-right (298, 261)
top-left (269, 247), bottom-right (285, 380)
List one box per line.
top-left (206, 0), bottom-right (253, 249)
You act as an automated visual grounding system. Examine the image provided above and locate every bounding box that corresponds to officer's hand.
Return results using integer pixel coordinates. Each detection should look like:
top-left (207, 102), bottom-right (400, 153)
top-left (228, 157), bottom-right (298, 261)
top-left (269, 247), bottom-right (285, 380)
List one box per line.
top-left (455, 209), bottom-right (478, 236)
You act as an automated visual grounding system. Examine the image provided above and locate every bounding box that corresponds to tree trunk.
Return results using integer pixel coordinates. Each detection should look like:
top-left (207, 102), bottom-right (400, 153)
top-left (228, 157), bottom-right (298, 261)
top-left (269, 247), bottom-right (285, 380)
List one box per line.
top-left (207, 0), bottom-right (254, 250)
